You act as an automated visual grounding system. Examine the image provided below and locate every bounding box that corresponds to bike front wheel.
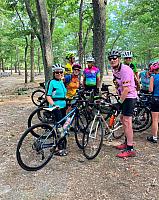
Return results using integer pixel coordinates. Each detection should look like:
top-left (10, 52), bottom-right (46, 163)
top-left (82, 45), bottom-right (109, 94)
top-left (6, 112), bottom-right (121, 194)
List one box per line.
top-left (74, 111), bottom-right (88, 149)
top-left (16, 123), bottom-right (56, 171)
top-left (83, 118), bottom-right (103, 160)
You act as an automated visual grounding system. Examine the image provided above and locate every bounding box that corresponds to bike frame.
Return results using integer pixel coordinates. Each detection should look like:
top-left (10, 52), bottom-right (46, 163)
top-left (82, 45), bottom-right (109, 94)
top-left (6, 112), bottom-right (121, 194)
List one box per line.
top-left (39, 106), bottom-right (79, 149)
top-left (89, 109), bottom-right (122, 140)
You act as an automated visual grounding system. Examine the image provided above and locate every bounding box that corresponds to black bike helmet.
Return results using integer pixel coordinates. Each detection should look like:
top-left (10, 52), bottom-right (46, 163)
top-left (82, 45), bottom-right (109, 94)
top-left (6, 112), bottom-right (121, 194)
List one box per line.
top-left (72, 63), bottom-right (82, 70)
top-left (108, 50), bottom-right (121, 58)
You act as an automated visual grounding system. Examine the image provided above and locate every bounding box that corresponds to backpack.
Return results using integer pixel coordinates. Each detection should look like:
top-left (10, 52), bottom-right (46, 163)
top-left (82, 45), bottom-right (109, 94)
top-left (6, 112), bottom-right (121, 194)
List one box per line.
top-left (64, 74), bottom-right (72, 86)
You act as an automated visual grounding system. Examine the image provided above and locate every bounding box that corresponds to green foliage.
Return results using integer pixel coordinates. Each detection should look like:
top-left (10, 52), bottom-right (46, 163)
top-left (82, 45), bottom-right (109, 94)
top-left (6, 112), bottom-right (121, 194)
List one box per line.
top-left (1, 0), bottom-right (159, 71)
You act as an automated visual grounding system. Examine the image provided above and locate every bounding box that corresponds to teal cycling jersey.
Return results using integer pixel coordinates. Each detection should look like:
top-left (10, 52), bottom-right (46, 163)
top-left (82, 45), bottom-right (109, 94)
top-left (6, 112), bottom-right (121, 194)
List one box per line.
top-left (46, 79), bottom-right (67, 108)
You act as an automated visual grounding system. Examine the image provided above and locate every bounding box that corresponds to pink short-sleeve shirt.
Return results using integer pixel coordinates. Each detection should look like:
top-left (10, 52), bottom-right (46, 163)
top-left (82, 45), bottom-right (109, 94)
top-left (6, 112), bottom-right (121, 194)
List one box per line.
top-left (113, 64), bottom-right (137, 98)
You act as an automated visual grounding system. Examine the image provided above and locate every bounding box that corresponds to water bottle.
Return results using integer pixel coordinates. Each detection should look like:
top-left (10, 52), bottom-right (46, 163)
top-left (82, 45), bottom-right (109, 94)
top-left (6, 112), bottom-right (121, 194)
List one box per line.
top-left (57, 125), bottom-right (64, 137)
top-left (63, 117), bottom-right (71, 131)
top-left (108, 115), bottom-right (115, 128)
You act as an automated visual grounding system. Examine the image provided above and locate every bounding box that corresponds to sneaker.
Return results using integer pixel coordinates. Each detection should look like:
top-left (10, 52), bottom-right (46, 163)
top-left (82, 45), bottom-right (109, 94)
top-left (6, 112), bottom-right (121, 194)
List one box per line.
top-left (115, 143), bottom-right (127, 150)
top-left (54, 149), bottom-right (68, 156)
top-left (116, 149), bottom-right (136, 158)
top-left (147, 136), bottom-right (157, 143)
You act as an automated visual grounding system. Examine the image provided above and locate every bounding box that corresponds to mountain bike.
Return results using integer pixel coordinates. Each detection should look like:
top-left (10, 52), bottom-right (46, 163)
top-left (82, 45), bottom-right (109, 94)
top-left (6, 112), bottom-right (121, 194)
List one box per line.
top-left (16, 99), bottom-right (88, 171)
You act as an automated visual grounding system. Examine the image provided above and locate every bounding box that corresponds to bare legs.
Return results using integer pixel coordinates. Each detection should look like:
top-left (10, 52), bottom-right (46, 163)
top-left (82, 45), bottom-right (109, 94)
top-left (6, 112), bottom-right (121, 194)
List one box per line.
top-left (151, 112), bottom-right (159, 137)
top-left (121, 115), bottom-right (133, 146)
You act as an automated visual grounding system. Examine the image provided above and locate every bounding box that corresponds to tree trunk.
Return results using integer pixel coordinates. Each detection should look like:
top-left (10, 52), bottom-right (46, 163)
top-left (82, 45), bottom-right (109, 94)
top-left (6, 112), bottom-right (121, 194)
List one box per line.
top-left (92, 0), bottom-right (106, 82)
top-left (50, 10), bottom-right (56, 37)
top-left (78, 0), bottom-right (84, 65)
top-left (15, 47), bottom-right (18, 73)
top-left (30, 32), bottom-right (35, 82)
top-left (37, 47), bottom-right (41, 73)
top-left (36, 0), bottom-right (53, 82)
top-left (2, 59), bottom-right (4, 72)
top-left (11, 55), bottom-right (13, 75)
top-left (16, 47), bottom-right (21, 75)
top-left (24, 0), bottom-right (53, 82)
top-left (24, 37), bottom-right (29, 83)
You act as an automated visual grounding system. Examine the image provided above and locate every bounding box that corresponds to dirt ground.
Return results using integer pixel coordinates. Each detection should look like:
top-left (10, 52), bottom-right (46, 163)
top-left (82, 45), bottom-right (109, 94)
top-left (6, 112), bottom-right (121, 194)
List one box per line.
top-left (0, 73), bottom-right (159, 200)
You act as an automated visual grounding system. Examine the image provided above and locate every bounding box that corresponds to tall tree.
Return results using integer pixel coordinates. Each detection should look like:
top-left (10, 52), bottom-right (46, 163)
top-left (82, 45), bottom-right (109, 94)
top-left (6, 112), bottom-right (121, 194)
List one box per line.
top-left (78, 0), bottom-right (84, 64)
top-left (30, 32), bottom-right (35, 82)
top-left (24, 0), bottom-right (53, 82)
top-left (92, 0), bottom-right (106, 81)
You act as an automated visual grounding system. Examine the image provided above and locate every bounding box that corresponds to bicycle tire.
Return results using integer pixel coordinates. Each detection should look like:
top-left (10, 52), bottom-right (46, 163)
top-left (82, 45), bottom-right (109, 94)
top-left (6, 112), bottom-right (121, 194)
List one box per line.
top-left (16, 123), bottom-right (56, 171)
top-left (31, 89), bottom-right (45, 106)
top-left (83, 118), bottom-right (103, 160)
top-left (74, 111), bottom-right (88, 149)
top-left (133, 106), bottom-right (152, 132)
top-left (28, 107), bottom-right (56, 138)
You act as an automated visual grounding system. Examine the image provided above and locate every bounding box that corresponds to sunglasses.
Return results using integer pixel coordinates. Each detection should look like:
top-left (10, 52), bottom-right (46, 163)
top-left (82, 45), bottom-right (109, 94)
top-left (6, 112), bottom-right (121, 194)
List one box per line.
top-left (55, 71), bottom-right (63, 74)
top-left (108, 56), bottom-right (118, 61)
top-left (73, 69), bottom-right (80, 71)
top-left (125, 57), bottom-right (132, 59)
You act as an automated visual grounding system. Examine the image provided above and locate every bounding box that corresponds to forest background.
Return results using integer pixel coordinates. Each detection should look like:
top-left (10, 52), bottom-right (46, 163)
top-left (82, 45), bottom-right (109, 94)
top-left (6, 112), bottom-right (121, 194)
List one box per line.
top-left (0, 0), bottom-right (158, 82)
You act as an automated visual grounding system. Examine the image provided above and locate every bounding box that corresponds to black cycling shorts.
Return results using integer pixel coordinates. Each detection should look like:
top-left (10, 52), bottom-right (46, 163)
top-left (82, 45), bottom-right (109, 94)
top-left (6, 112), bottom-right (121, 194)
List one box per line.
top-left (122, 98), bottom-right (137, 116)
top-left (151, 96), bottom-right (159, 112)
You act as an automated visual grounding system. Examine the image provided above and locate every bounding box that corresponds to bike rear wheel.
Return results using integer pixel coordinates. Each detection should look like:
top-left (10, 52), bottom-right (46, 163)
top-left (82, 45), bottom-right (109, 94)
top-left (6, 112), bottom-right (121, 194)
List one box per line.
top-left (83, 118), bottom-right (103, 160)
top-left (133, 106), bottom-right (152, 132)
top-left (31, 89), bottom-right (45, 106)
top-left (16, 123), bottom-right (56, 171)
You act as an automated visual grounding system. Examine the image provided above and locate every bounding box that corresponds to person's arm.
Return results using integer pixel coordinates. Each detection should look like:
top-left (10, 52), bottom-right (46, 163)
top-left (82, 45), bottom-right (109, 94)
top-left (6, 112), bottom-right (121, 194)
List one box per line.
top-left (96, 70), bottom-right (100, 88)
top-left (119, 86), bottom-right (130, 103)
top-left (149, 76), bottom-right (154, 92)
top-left (46, 96), bottom-right (54, 106)
top-left (135, 72), bottom-right (139, 80)
top-left (83, 74), bottom-right (86, 87)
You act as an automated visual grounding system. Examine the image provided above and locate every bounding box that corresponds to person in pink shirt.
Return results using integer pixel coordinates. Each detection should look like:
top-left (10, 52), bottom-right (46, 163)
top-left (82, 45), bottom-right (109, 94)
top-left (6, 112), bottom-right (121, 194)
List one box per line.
top-left (108, 50), bottom-right (137, 158)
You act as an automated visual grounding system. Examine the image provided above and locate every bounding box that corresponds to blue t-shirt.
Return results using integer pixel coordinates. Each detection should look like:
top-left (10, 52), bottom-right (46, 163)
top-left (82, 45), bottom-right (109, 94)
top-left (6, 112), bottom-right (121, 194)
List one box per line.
top-left (139, 71), bottom-right (150, 91)
top-left (46, 79), bottom-right (67, 108)
top-left (153, 74), bottom-right (159, 96)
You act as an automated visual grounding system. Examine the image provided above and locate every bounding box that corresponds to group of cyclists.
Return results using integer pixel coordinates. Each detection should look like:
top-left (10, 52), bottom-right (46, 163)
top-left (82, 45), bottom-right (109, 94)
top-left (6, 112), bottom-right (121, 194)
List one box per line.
top-left (45, 51), bottom-right (159, 158)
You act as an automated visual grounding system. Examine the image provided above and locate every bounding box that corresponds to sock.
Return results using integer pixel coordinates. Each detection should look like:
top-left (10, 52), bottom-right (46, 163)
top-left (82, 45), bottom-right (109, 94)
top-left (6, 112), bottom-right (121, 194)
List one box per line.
top-left (124, 136), bottom-right (127, 144)
top-left (153, 136), bottom-right (157, 141)
top-left (127, 145), bottom-right (134, 151)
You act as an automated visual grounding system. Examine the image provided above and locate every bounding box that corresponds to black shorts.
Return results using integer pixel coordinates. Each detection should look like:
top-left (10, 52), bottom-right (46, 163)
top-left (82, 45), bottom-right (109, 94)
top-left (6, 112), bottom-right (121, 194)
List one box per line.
top-left (85, 85), bottom-right (99, 95)
top-left (122, 98), bottom-right (137, 116)
top-left (151, 96), bottom-right (159, 112)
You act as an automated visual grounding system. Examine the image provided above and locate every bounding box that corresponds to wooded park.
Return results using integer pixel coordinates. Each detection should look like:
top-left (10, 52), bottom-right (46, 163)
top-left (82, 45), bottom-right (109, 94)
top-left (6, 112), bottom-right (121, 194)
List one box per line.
top-left (1, 0), bottom-right (158, 82)
top-left (0, 1), bottom-right (159, 200)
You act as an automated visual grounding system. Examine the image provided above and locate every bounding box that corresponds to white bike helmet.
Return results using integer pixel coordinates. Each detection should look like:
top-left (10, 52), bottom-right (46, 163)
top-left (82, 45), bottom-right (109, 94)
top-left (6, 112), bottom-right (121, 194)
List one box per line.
top-left (86, 57), bottom-right (95, 62)
top-left (122, 51), bottom-right (133, 58)
top-left (52, 64), bottom-right (65, 72)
